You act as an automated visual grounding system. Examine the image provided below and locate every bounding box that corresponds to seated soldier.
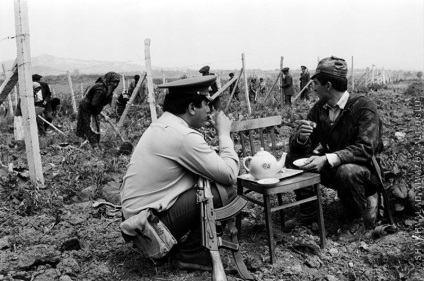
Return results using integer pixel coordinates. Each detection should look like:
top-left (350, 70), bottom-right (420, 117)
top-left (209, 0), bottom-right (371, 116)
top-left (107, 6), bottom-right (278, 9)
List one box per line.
top-left (120, 76), bottom-right (239, 270)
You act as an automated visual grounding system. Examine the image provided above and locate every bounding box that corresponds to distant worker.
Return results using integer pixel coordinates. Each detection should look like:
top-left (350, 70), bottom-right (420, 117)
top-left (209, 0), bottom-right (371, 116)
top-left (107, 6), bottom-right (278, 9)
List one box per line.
top-left (281, 67), bottom-right (295, 106)
top-left (128, 75), bottom-right (147, 104)
top-left (300, 66), bottom-right (311, 101)
top-left (199, 65), bottom-right (220, 109)
top-left (15, 82), bottom-right (50, 136)
top-left (75, 72), bottom-right (120, 149)
top-left (228, 72), bottom-right (240, 101)
top-left (32, 74), bottom-right (53, 130)
top-left (259, 77), bottom-right (267, 97)
top-left (248, 78), bottom-right (257, 104)
top-left (116, 90), bottom-right (130, 117)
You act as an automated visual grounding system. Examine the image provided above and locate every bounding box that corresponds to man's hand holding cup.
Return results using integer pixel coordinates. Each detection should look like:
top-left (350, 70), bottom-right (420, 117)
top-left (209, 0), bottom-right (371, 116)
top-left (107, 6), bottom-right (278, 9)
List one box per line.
top-left (298, 120), bottom-right (316, 143)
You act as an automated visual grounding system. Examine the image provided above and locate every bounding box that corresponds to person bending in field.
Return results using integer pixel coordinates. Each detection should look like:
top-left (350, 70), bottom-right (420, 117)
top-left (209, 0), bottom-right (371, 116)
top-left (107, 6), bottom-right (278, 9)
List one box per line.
top-left (15, 82), bottom-right (50, 136)
top-left (285, 56), bottom-right (383, 243)
top-left (120, 76), bottom-right (239, 271)
top-left (32, 74), bottom-right (53, 131)
top-left (75, 71), bottom-right (120, 149)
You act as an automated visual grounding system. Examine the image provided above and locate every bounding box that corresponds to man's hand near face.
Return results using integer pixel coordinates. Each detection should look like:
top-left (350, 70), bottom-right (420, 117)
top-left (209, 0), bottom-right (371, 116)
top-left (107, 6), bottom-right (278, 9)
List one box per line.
top-left (211, 110), bottom-right (231, 137)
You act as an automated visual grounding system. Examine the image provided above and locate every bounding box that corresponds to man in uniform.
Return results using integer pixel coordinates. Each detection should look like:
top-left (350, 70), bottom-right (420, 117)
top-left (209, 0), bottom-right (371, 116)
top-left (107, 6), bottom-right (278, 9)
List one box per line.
top-left (300, 66), bottom-right (310, 101)
top-left (281, 67), bottom-right (295, 106)
top-left (120, 76), bottom-right (239, 270)
top-left (286, 56), bottom-right (382, 242)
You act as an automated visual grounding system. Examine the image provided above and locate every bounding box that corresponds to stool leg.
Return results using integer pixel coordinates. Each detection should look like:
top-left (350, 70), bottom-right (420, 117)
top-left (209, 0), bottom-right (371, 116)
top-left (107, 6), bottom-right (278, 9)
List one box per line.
top-left (314, 184), bottom-right (326, 249)
top-left (264, 195), bottom-right (275, 264)
top-left (277, 194), bottom-right (285, 229)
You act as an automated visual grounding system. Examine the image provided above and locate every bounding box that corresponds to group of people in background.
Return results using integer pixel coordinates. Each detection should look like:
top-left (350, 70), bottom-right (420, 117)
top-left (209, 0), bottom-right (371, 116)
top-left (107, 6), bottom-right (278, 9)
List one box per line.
top-left (18, 65), bottom-right (311, 149)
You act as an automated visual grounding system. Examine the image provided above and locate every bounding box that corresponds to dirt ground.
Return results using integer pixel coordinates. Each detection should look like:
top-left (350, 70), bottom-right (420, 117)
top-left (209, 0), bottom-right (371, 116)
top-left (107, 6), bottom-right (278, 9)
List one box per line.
top-left (0, 80), bottom-right (423, 281)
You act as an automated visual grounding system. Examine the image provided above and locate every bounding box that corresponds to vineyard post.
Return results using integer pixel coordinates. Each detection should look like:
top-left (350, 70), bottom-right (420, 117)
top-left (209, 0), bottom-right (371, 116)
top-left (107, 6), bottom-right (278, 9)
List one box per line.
top-left (382, 67), bottom-right (386, 84)
top-left (365, 67), bottom-right (370, 87)
top-left (224, 68), bottom-right (243, 113)
top-left (144, 38), bottom-right (157, 122)
top-left (371, 65), bottom-right (375, 84)
top-left (117, 73), bottom-right (146, 130)
top-left (67, 71), bottom-right (77, 114)
top-left (280, 56), bottom-right (284, 108)
top-left (122, 75), bottom-right (126, 93)
top-left (14, 86), bottom-right (18, 106)
top-left (162, 73), bottom-right (166, 84)
top-left (258, 71), bottom-right (282, 108)
top-left (80, 83), bottom-right (84, 98)
top-left (242, 53), bottom-right (252, 115)
top-left (351, 56), bottom-right (354, 91)
top-left (14, 0), bottom-right (44, 185)
top-left (2, 64), bottom-right (15, 116)
top-left (52, 88), bottom-right (56, 98)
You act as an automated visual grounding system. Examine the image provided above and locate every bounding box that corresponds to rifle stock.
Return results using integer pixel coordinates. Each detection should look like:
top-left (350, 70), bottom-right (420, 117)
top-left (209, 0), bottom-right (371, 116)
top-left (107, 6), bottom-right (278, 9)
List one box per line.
top-left (198, 178), bottom-right (227, 281)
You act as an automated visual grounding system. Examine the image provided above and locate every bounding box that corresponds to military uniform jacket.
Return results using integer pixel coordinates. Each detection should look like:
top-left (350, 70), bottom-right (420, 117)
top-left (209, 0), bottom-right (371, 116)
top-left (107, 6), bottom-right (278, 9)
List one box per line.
top-left (289, 94), bottom-right (383, 165)
top-left (282, 74), bottom-right (296, 96)
top-left (300, 72), bottom-right (310, 89)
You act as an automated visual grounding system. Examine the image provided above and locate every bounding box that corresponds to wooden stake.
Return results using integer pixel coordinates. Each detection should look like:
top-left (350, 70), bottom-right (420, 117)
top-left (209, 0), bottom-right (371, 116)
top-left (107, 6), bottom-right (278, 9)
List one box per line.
top-left (210, 75), bottom-right (238, 100)
top-left (14, 86), bottom-right (18, 106)
top-left (14, 0), bottom-right (44, 185)
top-left (0, 60), bottom-right (18, 105)
top-left (351, 56), bottom-right (354, 91)
top-left (382, 67), bottom-right (386, 84)
top-left (144, 39), bottom-right (157, 121)
top-left (280, 56), bottom-right (284, 108)
top-left (371, 65), bottom-right (375, 84)
top-left (122, 75), bottom-right (126, 93)
top-left (365, 67), bottom-right (370, 87)
top-left (67, 71), bottom-right (77, 114)
top-left (242, 53), bottom-right (251, 115)
top-left (293, 80), bottom-right (313, 102)
top-left (2, 64), bottom-right (15, 116)
top-left (224, 68), bottom-right (243, 113)
top-left (258, 71), bottom-right (282, 107)
top-left (117, 73), bottom-right (147, 130)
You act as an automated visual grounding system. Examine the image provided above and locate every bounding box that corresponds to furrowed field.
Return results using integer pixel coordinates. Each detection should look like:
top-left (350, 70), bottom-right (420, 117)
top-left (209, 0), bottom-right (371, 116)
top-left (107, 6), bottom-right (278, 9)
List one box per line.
top-left (0, 74), bottom-right (423, 281)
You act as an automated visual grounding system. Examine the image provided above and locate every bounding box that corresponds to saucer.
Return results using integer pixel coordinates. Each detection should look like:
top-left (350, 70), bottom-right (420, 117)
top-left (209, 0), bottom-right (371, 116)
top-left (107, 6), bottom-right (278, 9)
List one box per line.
top-left (257, 178), bottom-right (280, 187)
top-left (293, 158), bottom-right (310, 167)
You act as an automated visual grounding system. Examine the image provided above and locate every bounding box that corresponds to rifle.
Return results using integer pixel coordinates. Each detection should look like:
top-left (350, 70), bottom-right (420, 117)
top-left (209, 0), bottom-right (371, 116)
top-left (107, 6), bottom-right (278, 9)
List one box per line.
top-left (197, 177), bottom-right (227, 281)
top-left (371, 155), bottom-right (397, 228)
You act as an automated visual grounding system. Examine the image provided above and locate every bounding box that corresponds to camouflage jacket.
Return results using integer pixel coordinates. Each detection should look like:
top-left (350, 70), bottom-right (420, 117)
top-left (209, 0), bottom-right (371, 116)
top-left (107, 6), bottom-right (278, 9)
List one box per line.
top-left (289, 93), bottom-right (383, 165)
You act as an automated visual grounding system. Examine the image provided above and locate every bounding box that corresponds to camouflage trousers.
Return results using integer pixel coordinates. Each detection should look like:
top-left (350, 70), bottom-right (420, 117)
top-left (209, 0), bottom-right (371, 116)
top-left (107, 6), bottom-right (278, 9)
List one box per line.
top-left (286, 153), bottom-right (378, 223)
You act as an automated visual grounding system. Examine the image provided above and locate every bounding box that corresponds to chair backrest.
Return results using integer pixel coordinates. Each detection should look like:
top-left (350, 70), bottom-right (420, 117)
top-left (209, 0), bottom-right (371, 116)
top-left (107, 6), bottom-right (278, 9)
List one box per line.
top-left (230, 115), bottom-right (282, 157)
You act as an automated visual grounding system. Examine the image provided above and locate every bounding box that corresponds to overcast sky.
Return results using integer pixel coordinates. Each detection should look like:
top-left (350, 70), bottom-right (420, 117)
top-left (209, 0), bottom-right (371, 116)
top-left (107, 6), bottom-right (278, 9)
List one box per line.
top-left (1, 0), bottom-right (423, 71)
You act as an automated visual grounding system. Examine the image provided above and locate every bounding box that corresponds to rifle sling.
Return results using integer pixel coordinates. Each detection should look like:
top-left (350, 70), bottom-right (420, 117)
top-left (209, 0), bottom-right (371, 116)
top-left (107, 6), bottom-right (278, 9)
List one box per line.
top-left (213, 183), bottom-right (254, 280)
top-left (371, 156), bottom-right (396, 226)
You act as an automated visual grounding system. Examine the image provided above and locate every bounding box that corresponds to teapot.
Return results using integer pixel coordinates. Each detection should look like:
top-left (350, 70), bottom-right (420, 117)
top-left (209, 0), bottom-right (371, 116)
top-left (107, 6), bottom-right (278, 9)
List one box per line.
top-left (242, 148), bottom-right (287, 180)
